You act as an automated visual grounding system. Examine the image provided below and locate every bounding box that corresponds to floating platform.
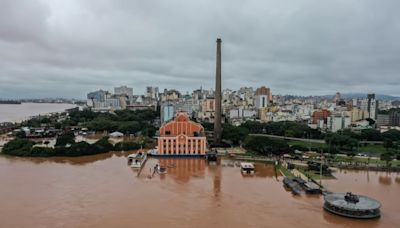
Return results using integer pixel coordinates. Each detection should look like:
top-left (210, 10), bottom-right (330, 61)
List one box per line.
top-left (292, 177), bottom-right (321, 194)
top-left (283, 177), bottom-right (302, 195)
top-left (323, 192), bottom-right (381, 219)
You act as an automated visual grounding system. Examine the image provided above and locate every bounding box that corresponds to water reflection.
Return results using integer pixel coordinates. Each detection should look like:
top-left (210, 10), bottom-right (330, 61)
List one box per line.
top-left (322, 209), bottom-right (380, 227)
top-left (159, 158), bottom-right (206, 183)
top-left (207, 163), bottom-right (222, 197)
top-left (378, 175), bottom-right (392, 185)
top-left (0, 151), bottom-right (130, 166)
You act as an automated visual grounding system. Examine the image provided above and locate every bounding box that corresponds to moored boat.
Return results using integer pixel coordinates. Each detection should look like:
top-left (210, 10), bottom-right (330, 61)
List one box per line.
top-left (205, 150), bottom-right (218, 162)
top-left (240, 162), bottom-right (255, 174)
top-left (155, 164), bottom-right (167, 174)
top-left (127, 151), bottom-right (147, 169)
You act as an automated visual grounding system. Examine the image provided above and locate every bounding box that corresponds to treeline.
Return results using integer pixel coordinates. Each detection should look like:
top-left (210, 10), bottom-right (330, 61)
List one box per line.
top-left (24, 109), bottom-right (159, 137)
top-left (220, 120), bottom-right (400, 145)
top-left (327, 129), bottom-right (400, 148)
top-left (70, 109), bottom-right (158, 137)
top-left (243, 136), bottom-right (290, 156)
top-left (220, 121), bottom-right (322, 145)
top-left (2, 133), bottom-right (144, 157)
top-left (219, 120), bottom-right (400, 157)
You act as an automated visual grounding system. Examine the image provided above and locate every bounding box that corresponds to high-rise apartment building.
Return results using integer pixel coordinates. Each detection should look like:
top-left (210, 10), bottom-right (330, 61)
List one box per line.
top-left (255, 86), bottom-right (272, 109)
top-left (114, 86), bottom-right (133, 96)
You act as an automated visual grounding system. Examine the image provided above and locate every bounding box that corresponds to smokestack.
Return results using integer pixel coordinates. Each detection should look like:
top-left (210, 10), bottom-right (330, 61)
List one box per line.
top-left (214, 38), bottom-right (222, 144)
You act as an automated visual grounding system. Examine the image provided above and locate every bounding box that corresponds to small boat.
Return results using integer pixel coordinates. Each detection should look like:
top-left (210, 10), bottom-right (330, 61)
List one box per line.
top-left (283, 177), bottom-right (302, 195)
top-left (127, 151), bottom-right (147, 168)
top-left (155, 164), bottom-right (167, 174)
top-left (147, 149), bottom-right (158, 156)
top-left (240, 162), bottom-right (255, 174)
top-left (205, 150), bottom-right (218, 162)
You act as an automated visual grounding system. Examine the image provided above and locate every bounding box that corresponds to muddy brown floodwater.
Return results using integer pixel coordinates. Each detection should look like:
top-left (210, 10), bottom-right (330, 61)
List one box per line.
top-left (0, 154), bottom-right (399, 228)
top-left (0, 103), bottom-right (77, 123)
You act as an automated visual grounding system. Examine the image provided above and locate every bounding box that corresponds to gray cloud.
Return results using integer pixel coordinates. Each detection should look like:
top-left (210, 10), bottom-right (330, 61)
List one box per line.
top-left (0, 0), bottom-right (399, 99)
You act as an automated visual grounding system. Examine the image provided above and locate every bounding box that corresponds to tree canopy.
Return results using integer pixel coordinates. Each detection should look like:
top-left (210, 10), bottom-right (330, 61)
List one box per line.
top-left (243, 135), bottom-right (290, 156)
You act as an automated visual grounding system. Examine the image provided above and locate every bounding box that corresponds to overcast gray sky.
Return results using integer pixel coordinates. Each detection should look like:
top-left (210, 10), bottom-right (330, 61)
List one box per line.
top-left (0, 0), bottom-right (399, 99)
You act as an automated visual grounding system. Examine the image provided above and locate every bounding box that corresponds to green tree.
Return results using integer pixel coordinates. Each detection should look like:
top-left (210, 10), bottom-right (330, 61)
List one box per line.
top-left (55, 132), bottom-right (75, 147)
top-left (222, 125), bottom-right (249, 145)
top-left (361, 129), bottom-right (383, 141)
top-left (117, 121), bottom-right (141, 134)
top-left (347, 138), bottom-right (359, 152)
top-left (92, 137), bottom-right (114, 153)
top-left (384, 139), bottom-right (394, 151)
top-left (2, 138), bottom-right (35, 156)
top-left (380, 152), bottom-right (394, 167)
top-left (30, 147), bottom-right (54, 157)
top-left (382, 129), bottom-right (400, 141)
top-left (142, 126), bottom-right (157, 137)
top-left (244, 136), bottom-right (289, 156)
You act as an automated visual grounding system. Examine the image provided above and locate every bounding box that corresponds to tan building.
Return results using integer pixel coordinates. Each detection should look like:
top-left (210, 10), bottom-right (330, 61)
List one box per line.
top-left (259, 106), bottom-right (278, 122)
top-left (351, 108), bottom-right (369, 123)
top-left (201, 97), bottom-right (215, 112)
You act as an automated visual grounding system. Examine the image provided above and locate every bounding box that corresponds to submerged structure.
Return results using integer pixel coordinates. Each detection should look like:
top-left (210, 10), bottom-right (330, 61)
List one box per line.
top-left (323, 192), bottom-right (381, 219)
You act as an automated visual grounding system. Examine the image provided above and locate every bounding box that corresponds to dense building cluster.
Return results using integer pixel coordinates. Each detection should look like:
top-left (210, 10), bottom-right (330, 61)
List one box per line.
top-left (87, 87), bottom-right (400, 133)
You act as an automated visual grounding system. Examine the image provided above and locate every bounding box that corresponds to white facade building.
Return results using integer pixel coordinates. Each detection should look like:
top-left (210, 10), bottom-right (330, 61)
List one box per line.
top-left (114, 86), bottom-right (133, 96)
top-left (327, 113), bottom-right (351, 132)
top-left (255, 95), bottom-right (269, 109)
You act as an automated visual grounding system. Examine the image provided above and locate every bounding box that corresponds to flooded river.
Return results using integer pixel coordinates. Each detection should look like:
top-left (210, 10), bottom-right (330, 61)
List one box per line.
top-left (0, 154), bottom-right (399, 228)
top-left (0, 103), bottom-right (77, 123)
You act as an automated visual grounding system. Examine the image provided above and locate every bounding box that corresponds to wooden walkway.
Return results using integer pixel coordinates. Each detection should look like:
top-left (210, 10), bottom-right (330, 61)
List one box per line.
top-left (291, 169), bottom-right (309, 181)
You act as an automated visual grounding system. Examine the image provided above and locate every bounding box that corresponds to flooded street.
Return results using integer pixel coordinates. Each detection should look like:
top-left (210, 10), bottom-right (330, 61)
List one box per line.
top-left (0, 154), bottom-right (399, 228)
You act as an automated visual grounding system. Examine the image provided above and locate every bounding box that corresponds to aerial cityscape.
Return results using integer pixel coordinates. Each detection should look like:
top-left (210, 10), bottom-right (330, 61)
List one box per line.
top-left (1, 0), bottom-right (400, 228)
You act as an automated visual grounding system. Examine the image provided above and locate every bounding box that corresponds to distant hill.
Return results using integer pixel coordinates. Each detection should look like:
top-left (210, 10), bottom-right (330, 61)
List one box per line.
top-left (280, 93), bottom-right (400, 101)
top-left (345, 93), bottom-right (399, 101)
top-left (320, 93), bottom-right (400, 101)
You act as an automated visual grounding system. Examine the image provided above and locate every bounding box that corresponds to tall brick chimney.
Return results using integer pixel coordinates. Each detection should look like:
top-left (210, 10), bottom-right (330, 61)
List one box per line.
top-left (214, 38), bottom-right (222, 144)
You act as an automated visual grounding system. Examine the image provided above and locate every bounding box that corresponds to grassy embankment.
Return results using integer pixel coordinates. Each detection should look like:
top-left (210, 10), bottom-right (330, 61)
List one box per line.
top-left (288, 140), bottom-right (387, 154)
top-left (277, 164), bottom-right (294, 177)
top-left (287, 140), bottom-right (400, 166)
top-left (294, 165), bottom-right (335, 180)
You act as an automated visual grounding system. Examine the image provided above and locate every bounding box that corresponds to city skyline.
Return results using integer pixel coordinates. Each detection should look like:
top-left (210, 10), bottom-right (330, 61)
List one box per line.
top-left (1, 0), bottom-right (400, 99)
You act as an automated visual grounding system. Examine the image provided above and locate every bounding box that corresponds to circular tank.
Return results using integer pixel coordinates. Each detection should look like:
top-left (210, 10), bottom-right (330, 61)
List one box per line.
top-left (323, 192), bottom-right (381, 219)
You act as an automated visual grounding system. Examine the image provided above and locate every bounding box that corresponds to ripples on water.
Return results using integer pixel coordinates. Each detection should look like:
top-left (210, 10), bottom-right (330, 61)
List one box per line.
top-left (0, 154), bottom-right (399, 228)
